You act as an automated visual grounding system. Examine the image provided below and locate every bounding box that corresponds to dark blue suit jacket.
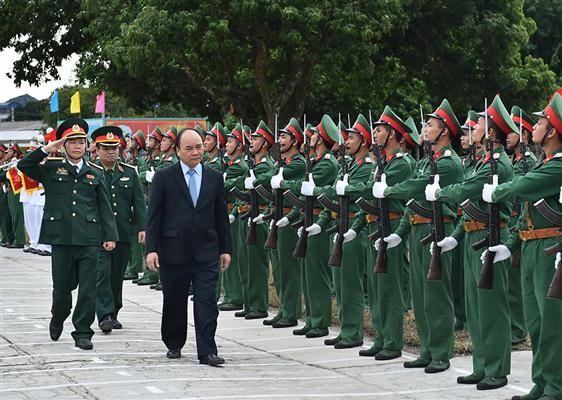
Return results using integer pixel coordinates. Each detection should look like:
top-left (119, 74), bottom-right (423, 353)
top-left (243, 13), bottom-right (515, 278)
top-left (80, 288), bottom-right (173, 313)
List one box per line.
top-left (146, 162), bottom-right (231, 264)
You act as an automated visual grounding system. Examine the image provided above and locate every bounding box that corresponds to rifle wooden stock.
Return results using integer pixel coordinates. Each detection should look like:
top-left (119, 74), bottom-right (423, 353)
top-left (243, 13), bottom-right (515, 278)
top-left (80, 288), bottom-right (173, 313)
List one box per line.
top-left (547, 264), bottom-right (562, 299)
top-left (545, 241), bottom-right (562, 257)
top-left (471, 237), bottom-right (488, 251)
top-left (427, 245), bottom-right (442, 280)
top-left (329, 233), bottom-right (344, 267)
top-left (511, 248), bottom-right (521, 269)
top-left (328, 196), bottom-right (348, 267)
top-left (264, 189), bottom-right (284, 250)
top-left (293, 195), bottom-right (313, 259)
top-left (245, 189), bottom-right (259, 245)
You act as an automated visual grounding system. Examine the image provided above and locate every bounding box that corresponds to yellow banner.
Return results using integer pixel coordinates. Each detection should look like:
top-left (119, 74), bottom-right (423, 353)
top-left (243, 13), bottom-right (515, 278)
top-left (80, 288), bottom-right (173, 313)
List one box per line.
top-left (70, 91), bottom-right (81, 114)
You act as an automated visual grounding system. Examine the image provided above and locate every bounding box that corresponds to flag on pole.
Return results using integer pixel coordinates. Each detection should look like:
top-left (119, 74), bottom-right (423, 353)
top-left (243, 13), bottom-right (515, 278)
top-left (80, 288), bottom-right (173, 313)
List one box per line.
top-left (70, 91), bottom-right (81, 114)
top-left (50, 90), bottom-right (59, 113)
top-left (95, 91), bottom-right (105, 113)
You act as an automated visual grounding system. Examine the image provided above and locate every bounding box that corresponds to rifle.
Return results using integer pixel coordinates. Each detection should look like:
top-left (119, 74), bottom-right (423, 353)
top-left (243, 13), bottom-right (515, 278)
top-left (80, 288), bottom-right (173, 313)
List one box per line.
top-left (478, 99), bottom-right (500, 290)
top-left (534, 198), bottom-right (562, 299)
top-left (264, 115), bottom-right (283, 249)
top-left (512, 109), bottom-right (529, 221)
top-left (242, 122), bottom-right (259, 245)
top-left (292, 114), bottom-right (312, 258)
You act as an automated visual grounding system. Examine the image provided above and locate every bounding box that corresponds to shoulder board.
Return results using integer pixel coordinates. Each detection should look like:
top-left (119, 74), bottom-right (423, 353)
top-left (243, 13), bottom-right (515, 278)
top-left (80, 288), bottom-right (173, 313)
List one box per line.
top-left (210, 157), bottom-right (218, 163)
top-left (324, 153), bottom-right (331, 160)
top-left (493, 153), bottom-right (501, 160)
top-left (364, 157), bottom-right (372, 163)
top-left (261, 157), bottom-right (267, 162)
top-left (234, 159), bottom-right (240, 164)
top-left (524, 151), bottom-right (531, 157)
top-left (443, 150), bottom-right (452, 157)
top-left (87, 161), bottom-right (103, 170)
top-left (46, 157), bottom-right (63, 161)
top-left (553, 153), bottom-right (562, 159)
top-left (167, 156), bottom-right (174, 161)
top-left (120, 162), bottom-right (136, 170)
top-left (395, 153), bottom-right (404, 158)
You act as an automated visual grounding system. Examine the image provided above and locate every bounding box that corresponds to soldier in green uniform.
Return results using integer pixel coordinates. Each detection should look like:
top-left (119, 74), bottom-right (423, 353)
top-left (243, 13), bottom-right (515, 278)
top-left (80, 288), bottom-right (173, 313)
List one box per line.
top-left (373, 99), bottom-right (464, 372)
top-left (219, 123), bottom-right (249, 311)
top-left (431, 95), bottom-right (515, 389)
top-left (483, 93), bottom-right (562, 400)
top-left (91, 126), bottom-right (146, 332)
top-left (267, 118), bottom-right (307, 328)
top-left (505, 105), bottom-right (537, 346)
top-left (4, 144), bottom-right (26, 248)
top-left (0, 144), bottom-right (15, 247)
top-left (17, 118), bottom-right (118, 350)
top-left (204, 122), bottom-right (227, 172)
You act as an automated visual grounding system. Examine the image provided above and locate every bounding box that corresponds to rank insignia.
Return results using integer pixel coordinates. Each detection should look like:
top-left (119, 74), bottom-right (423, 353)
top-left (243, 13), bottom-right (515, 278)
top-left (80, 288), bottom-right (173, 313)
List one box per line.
top-left (56, 167), bottom-right (68, 175)
top-left (86, 174), bottom-right (95, 179)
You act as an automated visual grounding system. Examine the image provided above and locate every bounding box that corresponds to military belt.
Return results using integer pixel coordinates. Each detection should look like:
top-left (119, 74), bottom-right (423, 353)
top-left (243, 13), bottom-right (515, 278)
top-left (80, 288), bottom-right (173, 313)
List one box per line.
top-left (312, 208), bottom-right (325, 216)
top-left (365, 212), bottom-right (402, 224)
top-left (237, 204), bottom-right (268, 213)
top-left (463, 220), bottom-right (508, 232)
top-left (519, 227), bottom-right (562, 241)
top-left (330, 211), bottom-right (356, 220)
top-left (410, 214), bottom-right (453, 225)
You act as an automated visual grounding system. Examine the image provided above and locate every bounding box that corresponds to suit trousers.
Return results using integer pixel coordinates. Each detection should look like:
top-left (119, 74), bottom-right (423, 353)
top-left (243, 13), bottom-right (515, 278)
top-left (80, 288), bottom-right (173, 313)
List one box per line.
top-left (160, 259), bottom-right (219, 359)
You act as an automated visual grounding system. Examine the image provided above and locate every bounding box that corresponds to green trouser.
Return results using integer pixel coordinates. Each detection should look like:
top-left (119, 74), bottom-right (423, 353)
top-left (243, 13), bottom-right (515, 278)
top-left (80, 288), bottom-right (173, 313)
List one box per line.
top-left (409, 222), bottom-right (455, 362)
top-left (51, 245), bottom-right (99, 341)
top-left (464, 229), bottom-right (511, 378)
top-left (521, 237), bottom-right (559, 393)
top-left (269, 247), bottom-right (280, 300)
top-left (301, 257), bottom-right (311, 326)
top-left (333, 229), bottom-right (367, 342)
top-left (0, 190), bottom-right (14, 243)
top-left (303, 231), bottom-right (332, 329)
top-left (246, 224), bottom-right (269, 313)
top-left (369, 220), bottom-right (405, 351)
top-left (366, 224), bottom-right (383, 349)
top-left (222, 219), bottom-right (244, 305)
top-left (125, 239), bottom-right (144, 276)
top-left (452, 242), bottom-right (466, 325)
top-left (402, 243), bottom-right (411, 311)
top-left (277, 225), bottom-right (302, 321)
top-left (7, 191), bottom-right (25, 246)
top-left (96, 241), bottom-right (132, 321)
top-left (541, 296), bottom-right (562, 399)
top-left (508, 249), bottom-right (527, 339)
top-left (237, 220), bottom-right (249, 309)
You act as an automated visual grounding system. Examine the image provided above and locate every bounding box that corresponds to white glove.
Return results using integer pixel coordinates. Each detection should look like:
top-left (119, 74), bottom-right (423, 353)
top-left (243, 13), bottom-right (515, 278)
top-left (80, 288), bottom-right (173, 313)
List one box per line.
top-left (482, 174), bottom-right (499, 203)
top-left (145, 167), bottom-right (155, 183)
top-left (223, 171), bottom-right (227, 181)
top-left (297, 227), bottom-right (303, 237)
top-left (252, 214), bottom-right (265, 224)
top-left (270, 167), bottom-right (284, 190)
top-left (424, 174), bottom-right (441, 202)
top-left (276, 217), bottom-right (289, 227)
top-left (301, 173), bottom-right (316, 196)
top-left (244, 170), bottom-right (256, 189)
top-left (372, 173), bottom-right (388, 199)
top-left (555, 252), bottom-right (561, 270)
top-left (374, 238), bottom-right (382, 251)
top-left (306, 223), bottom-right (321, 236)
top-left (481, 244), bottom-right (511, 264)
top-left (435, 236), bottom-right (458, 253)
top-left (342, 229), bottom-right (357, 243)
top-left (383, 233), bottom-right (402, 249)
top-left (335, 173), bottom-right (349, 196)
top-left (269, 220), bottom-right (274, 229)
top-left (228, 215), bottom-right (235, 224)
top-left (559, 186), bottom-right (562, 205)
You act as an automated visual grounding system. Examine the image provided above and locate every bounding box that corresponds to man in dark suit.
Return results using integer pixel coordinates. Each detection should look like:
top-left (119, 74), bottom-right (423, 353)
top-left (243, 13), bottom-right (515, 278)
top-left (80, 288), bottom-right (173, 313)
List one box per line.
top-left (146, 128), bottom-right (232, 367)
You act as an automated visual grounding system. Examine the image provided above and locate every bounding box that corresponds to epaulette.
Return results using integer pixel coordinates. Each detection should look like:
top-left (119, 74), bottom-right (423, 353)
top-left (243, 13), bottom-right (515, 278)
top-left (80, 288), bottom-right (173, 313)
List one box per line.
top-left (210, 157), bottom-right (218, 163)
top-left (553, 153), bottom-right (562, 159)
top-left (443, 149), bottom-right (452, 157)
top-left (524, 151), bottom-right (531, 157)
top-left (324, 153), bottom-right (331, 160)
top-left (261, 157), bottom-right (267, 162)
top-left (46, 157), bottom-right (64, 161)
top-left (166, 156), bottom-right (173, 161)
top-left (395, 152), bottom-right (404, 158)
top-left (234, 159), bottom-right (240, 164)
top-left (87, 161), bottom-right (103, 170)
top-left (364, 157), bottom-right (372, 163)
top-left (493, 152), bottom-right (501, 160)
top-left (120, 162), bottom-right (136, 169)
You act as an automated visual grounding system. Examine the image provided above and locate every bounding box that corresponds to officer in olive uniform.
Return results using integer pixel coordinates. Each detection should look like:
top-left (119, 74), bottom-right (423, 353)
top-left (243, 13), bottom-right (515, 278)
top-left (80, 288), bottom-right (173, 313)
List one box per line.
top-left (484, 92), bottom-right (562, 400)
top-left (91, 126), bottom-right (146, 332)
top-left (17, 118), bottom-right (118, 350)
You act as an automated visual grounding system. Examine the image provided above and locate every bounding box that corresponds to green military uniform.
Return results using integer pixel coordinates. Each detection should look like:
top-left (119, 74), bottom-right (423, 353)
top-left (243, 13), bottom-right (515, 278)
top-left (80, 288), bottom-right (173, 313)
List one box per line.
top-left (385, 100), bottom-right (464, 371)
top-left (4, 145), bottom-right (26, 247)
top-left (491, 93), bottom-right (562, 400)
top-left (0, 166), bottom-right (15, 246)
top-left (17, 118), bottom-right (118, 346)
top-left (92, 127), bottom-right (147, 331)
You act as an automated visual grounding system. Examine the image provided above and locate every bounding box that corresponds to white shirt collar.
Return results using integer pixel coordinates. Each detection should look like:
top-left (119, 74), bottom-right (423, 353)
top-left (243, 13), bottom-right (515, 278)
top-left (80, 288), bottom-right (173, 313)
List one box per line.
top-left (180, 161), bottom-right (202, 175)
top-left (67, 159), bottom-right (84, 172)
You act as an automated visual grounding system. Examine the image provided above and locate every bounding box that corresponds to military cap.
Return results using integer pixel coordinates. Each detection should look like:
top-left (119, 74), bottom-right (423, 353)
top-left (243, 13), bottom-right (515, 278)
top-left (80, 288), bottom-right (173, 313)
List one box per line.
top-left (227, 123), bottom-right (245, 143)
top-left (426, 99), bottom-right (462, 136)
top-left (206, 122), bottom-right (227, 147)
top-left (478, 94), bottom-right (518, 136)
top-left (243, 125), bottom-right (252, 142)
top-left (163, 126), bottom-right (178, 142)
top-left (91, 126), bottom-right (123, 146)
top-left (373, 106), bottom-right (415, 146)
top-left (304, 123), bottom-right (315, 138)
top-left (461, 110), bottom-right (479, 130)
top-left (338, 121), bottom-right (348, 141)
top-left (132, 130), bottom-right (146, 150)
top-left (510, 106), bottom-right (535, 133)
top-left (252, 120), bottom-right (275, 145)
top-left (148, 126), bottom-right (164, 142)
top-left (534, 92), bottom-right (562, 134)
top-left (404, 117), bottom-right (421, 145)
top-left (313, 114), bottom-right (341, 145)
top-left (194, 124), bottom-right (207, 138)
top-left (346, 114), bottom-right (372, 146)
top-left (549, 87), bottom-right (562, 103)
top-left (280, 117), bottom-right (304, 145)
top-left (56, 118), bottom-right (89, 140)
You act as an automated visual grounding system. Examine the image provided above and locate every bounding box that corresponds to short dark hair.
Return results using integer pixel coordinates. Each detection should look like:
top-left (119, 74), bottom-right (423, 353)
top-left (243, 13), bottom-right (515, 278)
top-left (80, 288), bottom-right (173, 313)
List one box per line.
top-left (175, 128), bottom-right (200, 147)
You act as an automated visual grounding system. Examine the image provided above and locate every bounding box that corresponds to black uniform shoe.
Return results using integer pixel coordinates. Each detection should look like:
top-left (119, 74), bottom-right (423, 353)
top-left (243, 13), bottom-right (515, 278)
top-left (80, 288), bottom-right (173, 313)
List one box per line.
top-left (123, 272), bottom-right (137, 280)
top-left (37, 250), bottom-right (51, 256)
top-left (245, 311), bottom-right (268, 320)
top-left (7, 244), bottom-right (24, 248)
top-left (511, 336), bottom-right (527, 345)
top-left (23, 247), bottom-right (35, 253)
top-left (111, 315), bottom-right (122, 329)
top-left (99, 316), bottom-right (113, 333)
top-left (234, 310), bottom-right (247, 318)
top-left (424, 360), bottom-right (450, 373)
top-left (199, 354), bottom-right (225, 367)
top-left (154, 283), bottom-right (163, 291)
top-left (511, 385), bottom-right (543, 400)
top-left (359, 346), bottom-right (382, 357)
top-left (305, 328), bottom-right (329, 338)
top-left (404, 357), bottom-right (431, 368)
top-left (374, 349), bottom-right (402, 360)
top-left (272, 319), bottom-right (298, 328)
top-left (49, 319), bottom-right (63, 341)
top-left (166, 349), bottom-right (181, 359)
top-left (457, 372), bottom-right (485, 384)
top-left (149, 283), bottom-right (159, 289)
top-left (263, 315), bottom-right (282, 325)
top-left (324, 335), bottom-right (342, 346)
top-left (132, 277), bottom-right (141, 284)
top-left (334, 339), bottom-right (363, 349)
top-left (476, 376), bottom-right (508, 390)
top-left (292, 325), bottom-right (312, 335)
top-left (218, 303), bottom-right (243, 311)
top-left (75, 338), bottom-right (93, 350)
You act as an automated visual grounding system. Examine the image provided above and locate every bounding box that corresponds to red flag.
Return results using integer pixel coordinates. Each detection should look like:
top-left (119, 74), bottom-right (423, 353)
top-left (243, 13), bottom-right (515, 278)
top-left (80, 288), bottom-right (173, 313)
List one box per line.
top-left (95, 91), bottom-right (105, 113)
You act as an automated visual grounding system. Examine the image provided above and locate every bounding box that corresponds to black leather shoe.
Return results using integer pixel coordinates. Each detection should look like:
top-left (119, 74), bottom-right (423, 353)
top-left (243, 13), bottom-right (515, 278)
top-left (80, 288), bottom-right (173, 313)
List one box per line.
top-left (359, 346), bottom-right (382, 357)
top-left (511, 385), bottom-right (543, 400)
top-left (111, 316), bottom-right (122, 329)
top-left (49, 319), bottom-right (63, 341)
top-left (199, 354), bottom-right (225, 367)
top-left (245, 311), bottom-right (268, 320)
top-left (375, 349), bottom-right (402, 360)
top-left (404, 357), bottom-right (431, 368)
top-left (234, 310), bottom-right (247, 318)
top-left (334, 339), bottom-right (363, 349)
top-left (149, 283), bottom-right (159, 289)
top-left (218, 303), bottom-right (244, 311)
top-left (272, 319), bottom-right (298, 328)
top-left (324, 335), bottom-right (342, 346)
top-left (37, 250), bottom-right (51, 256)
top-left (166, 349), bottom-right (181, 359)
top-left (292, 325), bottom-right (312, 335)
top-left (476, 376), bottom-right (507, 390)
top-left (263, 315), bottom-right (282, 325)
top-left (424, 360), bottom-right (450, 373)
top-left (457, 372), bottom-right (484, 384)
top-left (75, 338), bottom-right (93, 350)
top-left (99, 316), bottom-right (113, 333)
top-left (305, 328), bottom-right (329, 338)
top-left (154, 283), bottom-right (162, 291)
top-left (23, 247), bottom-right (35, 253)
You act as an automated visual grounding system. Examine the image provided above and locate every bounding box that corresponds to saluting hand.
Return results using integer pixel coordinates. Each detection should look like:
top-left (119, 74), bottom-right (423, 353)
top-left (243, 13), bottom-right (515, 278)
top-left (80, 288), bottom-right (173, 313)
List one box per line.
top-left (103, 241), bottom-right (116, 251)
top-left (43, 138), bottom-right (65, 154)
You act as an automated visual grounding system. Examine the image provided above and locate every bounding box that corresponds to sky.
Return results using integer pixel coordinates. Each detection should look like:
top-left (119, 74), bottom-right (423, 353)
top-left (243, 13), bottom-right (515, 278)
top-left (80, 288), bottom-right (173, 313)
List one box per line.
top-left (0, 48), bottom-right (78, 102)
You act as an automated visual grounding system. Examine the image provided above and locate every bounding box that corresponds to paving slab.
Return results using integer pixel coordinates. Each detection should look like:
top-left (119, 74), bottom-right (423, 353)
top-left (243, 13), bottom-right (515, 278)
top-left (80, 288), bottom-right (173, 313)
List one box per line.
top-left (1, 247), bottom-right (533, 399)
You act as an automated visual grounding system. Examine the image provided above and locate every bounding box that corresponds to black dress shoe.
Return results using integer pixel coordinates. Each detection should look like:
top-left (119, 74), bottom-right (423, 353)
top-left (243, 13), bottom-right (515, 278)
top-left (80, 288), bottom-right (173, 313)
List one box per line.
top-left (263, 315), bottom-right (282, 325)
top-left (166, 349), bottom-right (181, 359)
top-left (272, 319), bottom-right (298, 328)
top-left (359, 346), bottom-right (382, 357)
top-left (75, 338), bottom-right (93, 350)
top-left (149, 283), bottom-right (159, 289)
top-left (476, 376), bottom-right (508, 390)
top-left (305, 328), bottom-right (329, 338)
top-left (245, 311), bottom-right (268, 320)
top-left (324, 335), bottom-right (342, 346)
top-left (37, 250), bottom-right (51, 256)
top-left (111, 316), bottom-right (122, 329)
top-left (23, 246), bottom-right (34, 253)
top-left (154, 283), bottom-right (162, 291)
top-left (199, 354), bottom-right (225, 367)
top-left (334, 339), bottom-right (363, 349)
top-left (457, 372), bottom-right (485, 384)
top-left (99, 316), bottom-right (113, 333)
top-left (293, 325), bottom-right (312, 335)
top-left (234, 310), bottom-right (247, 318)
top-left (49, 319), bottom-right (63, 341)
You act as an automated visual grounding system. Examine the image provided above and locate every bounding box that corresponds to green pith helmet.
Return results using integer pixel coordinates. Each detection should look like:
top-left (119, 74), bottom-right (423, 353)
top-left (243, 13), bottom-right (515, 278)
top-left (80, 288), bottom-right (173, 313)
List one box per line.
top-left (461, 110), bottom-right (479, 130)
top-left (373, 106), bottom-right (415, 146)
top-left (534, 92), bottom-right (562, 134)
top-left (511, 105), bottom-right (536, 133)
top-left (133, 130), bottom-right (146, 150)
top-left (313, 114), bottom-right (342, 145)
top-left (404, 117), bottom-right (421, 145)
top-left (207, 122), bottom-right (227, 147)
top-left (227, 123), bottom-right (245, 143)
top-left (252, 120), bottom-right (275, 145)
top-left (478, 94), bottom-right (518, 136)
top-left (426, 99), bottom-right (462, 136)
top-left (279, 117), bottom-right (304, 145)
top-left (346, 113), bottom-right (372, 145)
top-left (148, 126), bottom-right (164, 141)
top-left (163, 126), bottom-right (178, 142)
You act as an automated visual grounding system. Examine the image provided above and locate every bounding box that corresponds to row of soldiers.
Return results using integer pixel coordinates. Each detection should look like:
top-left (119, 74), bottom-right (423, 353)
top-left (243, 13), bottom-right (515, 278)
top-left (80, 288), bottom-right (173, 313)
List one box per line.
top-left (196, 93), bottom-right (561, 400)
